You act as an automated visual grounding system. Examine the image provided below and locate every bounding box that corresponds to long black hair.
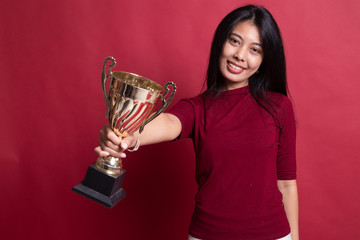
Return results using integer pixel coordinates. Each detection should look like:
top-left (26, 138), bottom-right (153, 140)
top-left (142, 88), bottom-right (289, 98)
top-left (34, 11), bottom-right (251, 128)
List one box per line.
top-left (204, 5), bottom-right (288, 126)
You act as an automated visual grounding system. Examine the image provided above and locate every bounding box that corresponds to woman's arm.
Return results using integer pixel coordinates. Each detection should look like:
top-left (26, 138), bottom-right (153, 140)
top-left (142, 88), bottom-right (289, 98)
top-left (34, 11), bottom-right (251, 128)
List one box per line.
top-left (277, 179), bottom-right (299, 240)
top-left (94, 113), bottom-right (181, 158)
top-left (137, 112), bottom-right (182, 146)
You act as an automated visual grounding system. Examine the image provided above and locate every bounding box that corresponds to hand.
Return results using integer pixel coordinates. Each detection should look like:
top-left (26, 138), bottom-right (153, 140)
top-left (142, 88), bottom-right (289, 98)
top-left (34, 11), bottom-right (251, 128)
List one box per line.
top-left (94, 124), bottom-right (138, 159)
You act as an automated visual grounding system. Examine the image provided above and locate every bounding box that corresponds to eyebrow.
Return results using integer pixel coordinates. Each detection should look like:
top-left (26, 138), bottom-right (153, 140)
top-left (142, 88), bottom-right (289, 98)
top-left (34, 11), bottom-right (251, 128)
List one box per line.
top-left (230, 33), bottom-right (262, 47)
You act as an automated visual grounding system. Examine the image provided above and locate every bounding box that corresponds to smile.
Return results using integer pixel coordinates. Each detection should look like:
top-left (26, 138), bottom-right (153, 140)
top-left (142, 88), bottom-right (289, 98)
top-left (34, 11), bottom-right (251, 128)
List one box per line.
top-left (227, 61), bottom-right (245, 73)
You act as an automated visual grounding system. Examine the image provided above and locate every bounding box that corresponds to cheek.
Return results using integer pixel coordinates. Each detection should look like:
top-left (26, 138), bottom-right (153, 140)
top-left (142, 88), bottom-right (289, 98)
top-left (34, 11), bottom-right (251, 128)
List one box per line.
top-left (221, 44), bottom-right (233, 58)
top-left (219, 54), bottom-right (228, 69)
top-left (249, 57), bottom-right (263, 70)
top-left (219, 46), bottom-right (234, 67)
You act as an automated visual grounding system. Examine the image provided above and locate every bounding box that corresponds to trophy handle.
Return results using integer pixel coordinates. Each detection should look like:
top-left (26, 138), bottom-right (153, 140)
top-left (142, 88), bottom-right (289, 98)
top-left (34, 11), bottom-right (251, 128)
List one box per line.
top-left (139, 81), bottom-right (177, 134)
top-left (101, 56), bottom-right (116, 118)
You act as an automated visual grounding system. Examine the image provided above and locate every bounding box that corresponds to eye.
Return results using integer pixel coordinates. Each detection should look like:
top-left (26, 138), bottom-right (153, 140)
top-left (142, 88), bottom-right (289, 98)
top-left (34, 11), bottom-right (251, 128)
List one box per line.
top-left (229, 37), bottom-right (240, 45)
top-left (251, 47), bottom-right (262, 54)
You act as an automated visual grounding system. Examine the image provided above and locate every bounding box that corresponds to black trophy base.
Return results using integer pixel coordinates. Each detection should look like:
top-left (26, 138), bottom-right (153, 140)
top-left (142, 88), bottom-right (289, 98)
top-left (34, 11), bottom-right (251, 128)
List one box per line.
top-left (72, 164), bottom-right (126, 208)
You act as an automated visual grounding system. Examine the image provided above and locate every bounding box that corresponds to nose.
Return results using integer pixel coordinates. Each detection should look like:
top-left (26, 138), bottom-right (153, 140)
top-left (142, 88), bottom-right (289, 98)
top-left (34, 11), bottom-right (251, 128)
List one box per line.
top-left (234, 46), bottom-right (246, 62)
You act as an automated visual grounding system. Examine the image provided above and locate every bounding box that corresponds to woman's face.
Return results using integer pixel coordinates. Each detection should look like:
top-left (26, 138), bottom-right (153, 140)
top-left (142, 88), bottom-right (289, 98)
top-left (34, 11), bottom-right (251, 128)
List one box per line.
top-left (219, 20), bottom-right (263, 90)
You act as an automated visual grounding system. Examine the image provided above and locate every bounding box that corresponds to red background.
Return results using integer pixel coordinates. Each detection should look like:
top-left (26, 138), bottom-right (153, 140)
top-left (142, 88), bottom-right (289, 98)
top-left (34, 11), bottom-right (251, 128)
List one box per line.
top-left (1, 0), bottom-right (359, 239)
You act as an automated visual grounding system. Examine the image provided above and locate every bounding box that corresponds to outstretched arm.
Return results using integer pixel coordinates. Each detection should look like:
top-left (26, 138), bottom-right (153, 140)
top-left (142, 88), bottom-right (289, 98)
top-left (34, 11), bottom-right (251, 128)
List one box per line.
top-left (94, 113), bottom-right (181, 158)
top-left (277, 179), bottom-right (299, 240)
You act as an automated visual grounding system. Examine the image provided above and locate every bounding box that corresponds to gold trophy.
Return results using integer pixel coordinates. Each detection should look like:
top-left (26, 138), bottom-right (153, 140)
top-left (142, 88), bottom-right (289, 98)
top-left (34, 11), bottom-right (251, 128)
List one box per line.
top-left (73, 56), bottom-right (176, 208)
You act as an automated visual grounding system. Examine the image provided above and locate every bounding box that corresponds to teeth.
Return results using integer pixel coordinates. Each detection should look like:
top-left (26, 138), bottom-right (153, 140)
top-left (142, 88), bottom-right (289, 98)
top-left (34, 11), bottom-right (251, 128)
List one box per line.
top-left (228, 62), bottom-right (243, 70)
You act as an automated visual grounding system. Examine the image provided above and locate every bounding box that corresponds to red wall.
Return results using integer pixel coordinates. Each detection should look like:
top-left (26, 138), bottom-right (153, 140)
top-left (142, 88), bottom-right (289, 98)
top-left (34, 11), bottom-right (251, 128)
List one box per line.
top-left (1, 0), bottom-right (359, 239)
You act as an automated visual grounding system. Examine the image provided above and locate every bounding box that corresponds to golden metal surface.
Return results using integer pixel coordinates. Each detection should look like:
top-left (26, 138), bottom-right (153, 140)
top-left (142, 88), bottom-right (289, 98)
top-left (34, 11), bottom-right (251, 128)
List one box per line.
top-left (95, 156), bottom-right (122, 175)
top-left (96, 56), bottom-right (176, 175)
top-left (112, 71), bottom-right (163, 92)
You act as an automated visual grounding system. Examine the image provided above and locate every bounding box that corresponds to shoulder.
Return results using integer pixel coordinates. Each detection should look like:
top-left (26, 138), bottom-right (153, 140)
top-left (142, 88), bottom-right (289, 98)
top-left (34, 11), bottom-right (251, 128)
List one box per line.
top-left (167, 93), bottom-right (205, 115)
top-left (266, 92), bottom-right (294, 110)
top-left (177, 93), bottom-right (205, 108)
top-left (264, 92), bottom-right (295, 127)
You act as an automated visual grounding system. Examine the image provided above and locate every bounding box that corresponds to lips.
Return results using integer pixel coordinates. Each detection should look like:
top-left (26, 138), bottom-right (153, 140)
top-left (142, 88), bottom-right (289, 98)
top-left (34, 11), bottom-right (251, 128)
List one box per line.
top-left (227, 61), bottom-right (245, 74)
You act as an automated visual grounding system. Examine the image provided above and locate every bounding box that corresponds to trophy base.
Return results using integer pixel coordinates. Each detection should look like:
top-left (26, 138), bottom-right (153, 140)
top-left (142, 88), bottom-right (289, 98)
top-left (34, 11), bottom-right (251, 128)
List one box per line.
top-left (72, 164), bottom-right (126, 208)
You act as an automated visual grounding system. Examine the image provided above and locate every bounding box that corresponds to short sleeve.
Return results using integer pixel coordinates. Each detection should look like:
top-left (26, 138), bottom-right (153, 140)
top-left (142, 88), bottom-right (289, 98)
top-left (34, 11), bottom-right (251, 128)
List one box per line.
top-left (166, 98), bottom-right (196, 139)
top-left (276, 97), bottom-right (297, 180)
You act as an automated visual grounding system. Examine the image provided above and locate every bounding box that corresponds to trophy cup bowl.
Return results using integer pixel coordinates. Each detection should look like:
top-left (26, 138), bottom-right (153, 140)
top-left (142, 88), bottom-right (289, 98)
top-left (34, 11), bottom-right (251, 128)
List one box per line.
top-left (72, 56), bottom-right (176, 208)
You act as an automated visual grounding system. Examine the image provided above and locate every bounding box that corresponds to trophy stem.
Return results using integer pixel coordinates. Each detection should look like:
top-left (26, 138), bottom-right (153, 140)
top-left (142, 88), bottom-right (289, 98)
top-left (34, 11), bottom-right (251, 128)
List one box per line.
top-left (95, 156), bottom-right (122, 175)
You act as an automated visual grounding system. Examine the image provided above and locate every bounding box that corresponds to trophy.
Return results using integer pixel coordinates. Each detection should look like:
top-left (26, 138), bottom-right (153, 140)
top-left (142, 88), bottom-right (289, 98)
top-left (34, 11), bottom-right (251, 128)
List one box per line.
top-left (72, 56), bottom-right (176, 208)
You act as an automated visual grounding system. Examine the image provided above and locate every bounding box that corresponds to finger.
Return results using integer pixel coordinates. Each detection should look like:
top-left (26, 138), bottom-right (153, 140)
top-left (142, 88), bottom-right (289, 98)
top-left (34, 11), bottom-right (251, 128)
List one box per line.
top-left (94, 146), bottom-right (110, 157)
top-left (99, 141), bottom-right (128, 159)
top-left (101, 126), bottom-right (121, 146)
top-left (100, 133), bottom-right (120, 151)
top-left (120, 141), bottom-right (128, 151)
top-left (120, 132), bottom-right (139, 150)
top-left (100, 128), bottom-right (120, 147)
top-left (99, 142), bottom-right (123, 159)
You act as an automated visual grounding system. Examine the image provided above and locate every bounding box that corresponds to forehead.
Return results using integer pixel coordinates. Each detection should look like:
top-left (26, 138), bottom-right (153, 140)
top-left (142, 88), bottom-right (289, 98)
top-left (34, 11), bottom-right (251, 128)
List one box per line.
top-left (231, 20), bottom-right (262, 44)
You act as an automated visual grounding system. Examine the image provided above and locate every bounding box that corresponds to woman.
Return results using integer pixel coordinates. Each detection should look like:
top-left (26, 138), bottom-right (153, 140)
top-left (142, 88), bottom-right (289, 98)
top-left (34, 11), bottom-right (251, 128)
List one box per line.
top-left (95, 5), bottom-right (299, 240)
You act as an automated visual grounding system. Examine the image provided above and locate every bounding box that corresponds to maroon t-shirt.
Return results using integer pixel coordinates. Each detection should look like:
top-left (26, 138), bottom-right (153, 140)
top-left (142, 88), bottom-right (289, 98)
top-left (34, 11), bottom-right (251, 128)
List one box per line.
top-left (168, 86), bottom-right (296, 240)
